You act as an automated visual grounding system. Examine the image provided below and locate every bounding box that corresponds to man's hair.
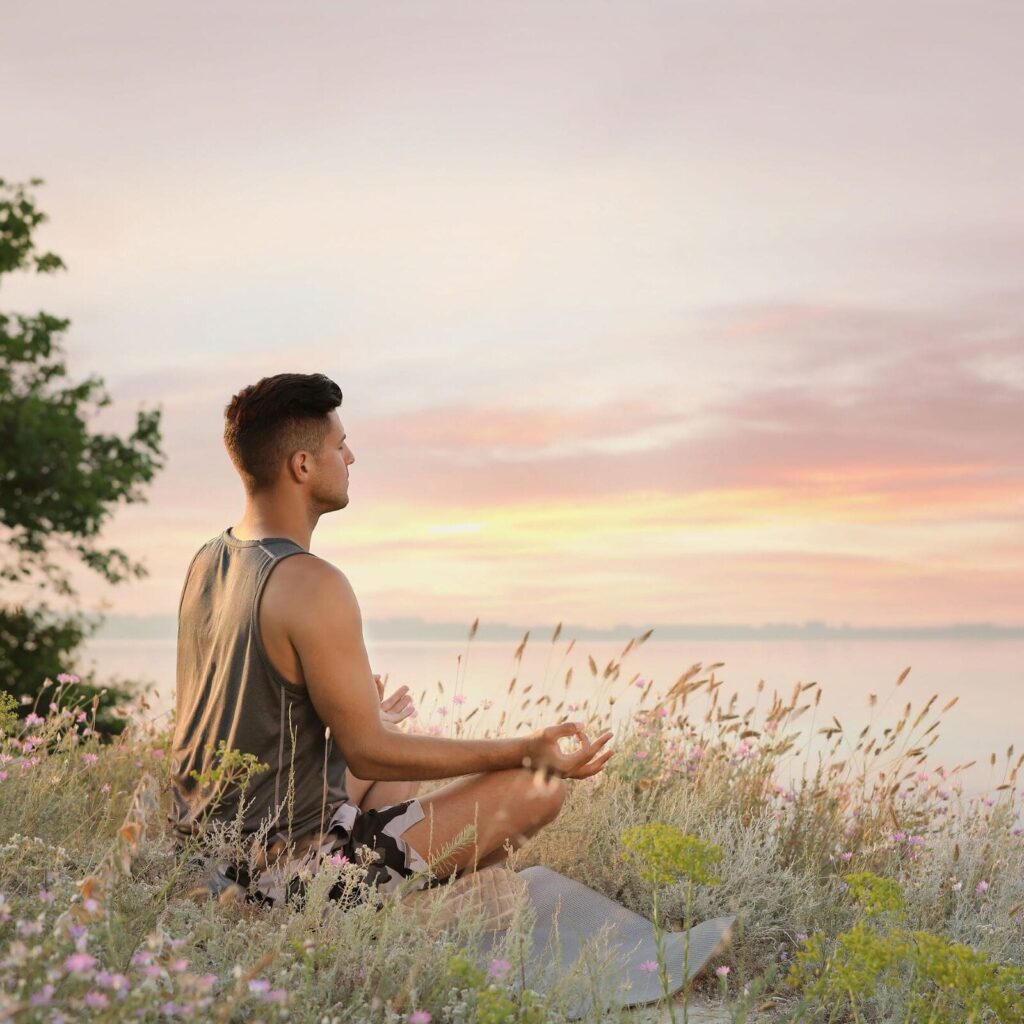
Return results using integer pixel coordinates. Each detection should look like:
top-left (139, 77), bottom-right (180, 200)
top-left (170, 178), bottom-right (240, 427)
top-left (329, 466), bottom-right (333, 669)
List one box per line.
top-left (223, 373), bottom-right (343, 492)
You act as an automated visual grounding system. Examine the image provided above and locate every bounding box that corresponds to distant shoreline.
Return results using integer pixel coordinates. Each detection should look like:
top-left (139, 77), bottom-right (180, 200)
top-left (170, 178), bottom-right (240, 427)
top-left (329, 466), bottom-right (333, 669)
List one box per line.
top-left (90, 614), bottom-right (1024, 643)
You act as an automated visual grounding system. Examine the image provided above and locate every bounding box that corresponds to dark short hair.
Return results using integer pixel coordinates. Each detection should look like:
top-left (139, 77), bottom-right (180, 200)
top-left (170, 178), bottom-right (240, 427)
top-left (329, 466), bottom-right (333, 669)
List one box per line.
top-left (223, 373), bottom-right (343, 492)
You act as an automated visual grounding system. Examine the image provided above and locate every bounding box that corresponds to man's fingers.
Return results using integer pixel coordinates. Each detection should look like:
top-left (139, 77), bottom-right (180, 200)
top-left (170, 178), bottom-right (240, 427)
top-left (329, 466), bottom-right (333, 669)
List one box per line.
top-left (569, 750), bottom-right (615, 779)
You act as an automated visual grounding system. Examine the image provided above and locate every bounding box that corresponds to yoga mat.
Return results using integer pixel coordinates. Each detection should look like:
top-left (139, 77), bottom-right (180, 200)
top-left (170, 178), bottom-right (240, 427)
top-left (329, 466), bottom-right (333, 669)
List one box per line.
top-left (478, 866), bottom-right (736, 1020)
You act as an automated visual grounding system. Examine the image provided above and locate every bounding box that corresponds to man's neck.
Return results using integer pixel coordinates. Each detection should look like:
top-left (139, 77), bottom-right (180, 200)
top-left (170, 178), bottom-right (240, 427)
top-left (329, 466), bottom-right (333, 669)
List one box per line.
top-left (233, 500), bottom-right (317, 551)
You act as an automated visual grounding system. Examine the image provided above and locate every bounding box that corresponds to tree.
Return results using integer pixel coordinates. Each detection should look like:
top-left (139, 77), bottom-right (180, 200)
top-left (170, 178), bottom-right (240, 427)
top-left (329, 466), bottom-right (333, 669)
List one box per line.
top-left (0, 177), bottom-right (165, 732)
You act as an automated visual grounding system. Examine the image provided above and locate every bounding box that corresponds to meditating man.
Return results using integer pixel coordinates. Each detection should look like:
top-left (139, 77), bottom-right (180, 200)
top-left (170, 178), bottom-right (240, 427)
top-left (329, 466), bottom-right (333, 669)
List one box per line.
top-left (169, 372), bottom-right (614, 906)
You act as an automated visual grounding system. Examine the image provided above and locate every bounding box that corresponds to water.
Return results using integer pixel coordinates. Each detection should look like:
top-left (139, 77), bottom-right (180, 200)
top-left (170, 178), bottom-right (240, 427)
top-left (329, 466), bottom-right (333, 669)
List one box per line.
top-left (78, 636), bottom-right (1023, 798)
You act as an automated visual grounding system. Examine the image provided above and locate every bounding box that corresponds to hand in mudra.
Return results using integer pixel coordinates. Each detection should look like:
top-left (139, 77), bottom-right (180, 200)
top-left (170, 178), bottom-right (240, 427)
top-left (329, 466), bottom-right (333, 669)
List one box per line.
top-left (373, 673), bottom-right (416, 727)
top-left (526, 721), bottom-right (615, 780)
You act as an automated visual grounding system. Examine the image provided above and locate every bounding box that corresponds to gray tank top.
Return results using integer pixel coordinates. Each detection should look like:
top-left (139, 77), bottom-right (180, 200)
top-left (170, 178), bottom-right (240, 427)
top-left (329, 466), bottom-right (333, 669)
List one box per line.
top-left (169, 528), bottom-right (348, 846)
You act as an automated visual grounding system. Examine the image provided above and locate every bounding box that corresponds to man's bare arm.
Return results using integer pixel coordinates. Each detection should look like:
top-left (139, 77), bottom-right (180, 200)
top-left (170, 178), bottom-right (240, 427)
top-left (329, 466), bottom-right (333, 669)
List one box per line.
top-left (286, 561), bottom-right (534, 781)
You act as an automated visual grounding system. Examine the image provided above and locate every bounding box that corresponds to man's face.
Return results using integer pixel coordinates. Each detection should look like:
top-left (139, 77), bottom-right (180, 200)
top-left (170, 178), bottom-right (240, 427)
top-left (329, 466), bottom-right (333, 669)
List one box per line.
top-left (311, 410), bottom-right (354, 511)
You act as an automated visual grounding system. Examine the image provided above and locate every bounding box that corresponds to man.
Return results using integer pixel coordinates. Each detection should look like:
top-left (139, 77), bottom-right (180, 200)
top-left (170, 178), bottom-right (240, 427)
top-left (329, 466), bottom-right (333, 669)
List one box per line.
top-left (170, 372), bottom-right (614, 906)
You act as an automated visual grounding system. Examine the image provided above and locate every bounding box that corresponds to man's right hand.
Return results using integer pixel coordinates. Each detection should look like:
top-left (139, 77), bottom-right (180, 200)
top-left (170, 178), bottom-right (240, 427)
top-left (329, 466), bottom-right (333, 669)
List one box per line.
top-left (525, 722), bottom-right (615, 779)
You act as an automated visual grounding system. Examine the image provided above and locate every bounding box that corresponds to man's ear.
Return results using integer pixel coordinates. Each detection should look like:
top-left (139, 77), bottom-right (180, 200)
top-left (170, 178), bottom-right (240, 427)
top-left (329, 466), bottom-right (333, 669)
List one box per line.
top-left (287, 449), bottom-right (310, 484)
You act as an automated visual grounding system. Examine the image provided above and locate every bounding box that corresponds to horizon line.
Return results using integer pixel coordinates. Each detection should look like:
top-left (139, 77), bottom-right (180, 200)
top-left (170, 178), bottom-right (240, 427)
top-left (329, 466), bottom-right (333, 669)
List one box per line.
top-left (90, 613), bottom-right (1024, 642)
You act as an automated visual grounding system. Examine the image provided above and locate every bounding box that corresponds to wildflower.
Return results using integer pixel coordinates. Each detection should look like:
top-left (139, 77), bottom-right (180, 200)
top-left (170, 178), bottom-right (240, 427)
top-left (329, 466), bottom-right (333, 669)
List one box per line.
top-left (18, 919), bottom-right (43, 936)
top-left (638, 960), bottom-right (658, 974)
top-left (329, 853), bottom-right (349, 867)
top-left (160, 1002), bottom-right (183, 1016)
top-left (487, 958), bottom-right (512, 980)
top-left (30, 984), bottom-right (55, 1007)
top-left (0, 772), bottom-right (7, 783)
top-left (839, 851), bottom-right (853, 862)
top-left (983, 797), bottom-right (995, 807)
top-left (621, 823), bottom-right (724, 886)
top-left (83, 898), bottom-right (99, 913)
top-left (715, 965), bottom-right (730, 977)
top-left (428, 725), bottom-right (442, 735)
top-left (795, 932), bottom-right (808, 942)
top-left (263, 989), bottom-right (287, 1004)
top-left (976, 880), bottom-right (989, 894)
top-left (142, 964), bottom-right (163, 978)
top-left (84, 992), bottom-right (109, 1009)
top-left (735, 740), bottom-right (751, 758)
top-left (452, 694), bottom-right (466, 705)
top-left (130, 951), bottom-right (153, 967)
top-left (248, 979), bottom-right (271, 994)
top-left (170, 958), bottom-right (189, 972)
top-left (634, 678), bottom-right (647, 688)
top-left (196, 974), bottom-right (218, 990)
top-left (57, 673), bottom-right (81, 684)
top-left (65, 952), bottom-right (97, 974)
top-left (915, 771), bottom-right (928, 782)
top-left (22, 739), bottom-right (36, 753)
top-left (150, 748), bottom-right (165, 760)
top-left (82, 753), bottom-right (99, 766)
top-left (25, 712), bottom-right (44, 727)
top-left (408, 1012), bottom-right (432, 1024)
top-left (634, 750), bottom-right (648, 760)
top-left (76, 711), bottom-right (87, 723)
top-left (100, 783), bottom-right (111, 795)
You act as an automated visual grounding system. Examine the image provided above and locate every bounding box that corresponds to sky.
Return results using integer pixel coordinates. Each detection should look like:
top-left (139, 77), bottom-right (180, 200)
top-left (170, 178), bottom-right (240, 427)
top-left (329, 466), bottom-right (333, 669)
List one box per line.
top-left (2, 0), bottom-right (1022, 631)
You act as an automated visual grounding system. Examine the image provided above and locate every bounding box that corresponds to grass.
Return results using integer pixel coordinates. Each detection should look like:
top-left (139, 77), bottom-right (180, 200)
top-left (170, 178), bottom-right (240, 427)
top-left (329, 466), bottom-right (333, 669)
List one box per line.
top-left (1, 626), bottom-right (1023, 1022)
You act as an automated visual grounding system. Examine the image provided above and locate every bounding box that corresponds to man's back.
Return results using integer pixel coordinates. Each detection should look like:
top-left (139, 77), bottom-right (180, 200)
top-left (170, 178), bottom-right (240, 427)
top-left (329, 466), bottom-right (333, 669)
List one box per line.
top-left (169, 527), bottom-right (348, 845)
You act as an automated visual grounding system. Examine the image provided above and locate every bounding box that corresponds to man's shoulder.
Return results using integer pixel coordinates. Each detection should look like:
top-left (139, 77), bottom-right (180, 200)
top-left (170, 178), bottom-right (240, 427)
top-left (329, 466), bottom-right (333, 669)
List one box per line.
top-left (263, 553), bottom-right (357, 616)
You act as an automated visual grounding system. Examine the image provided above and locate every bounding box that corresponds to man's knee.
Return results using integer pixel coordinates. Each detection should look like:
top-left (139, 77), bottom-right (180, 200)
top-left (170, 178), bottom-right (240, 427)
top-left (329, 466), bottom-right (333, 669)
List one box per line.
top-left (512, 767), bottom-right (566, 824)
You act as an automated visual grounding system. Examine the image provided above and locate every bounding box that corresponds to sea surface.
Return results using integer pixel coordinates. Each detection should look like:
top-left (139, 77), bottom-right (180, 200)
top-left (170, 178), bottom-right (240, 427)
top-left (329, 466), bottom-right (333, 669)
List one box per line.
top-left (77, 635), bottom-right (1023, 800)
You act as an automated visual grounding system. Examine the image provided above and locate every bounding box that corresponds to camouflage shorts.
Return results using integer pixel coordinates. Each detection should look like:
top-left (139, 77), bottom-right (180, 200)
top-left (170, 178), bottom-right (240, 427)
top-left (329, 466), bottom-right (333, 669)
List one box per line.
top-left (218, 798), bottom-right (462, 909)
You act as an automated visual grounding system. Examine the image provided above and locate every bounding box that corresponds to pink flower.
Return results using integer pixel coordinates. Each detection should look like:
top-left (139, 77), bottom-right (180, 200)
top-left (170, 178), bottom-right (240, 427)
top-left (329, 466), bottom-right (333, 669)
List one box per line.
top-left (436, 706), bottom-right (448, 717)
top-left (38, 889), bottom-right (54, 903)
top-left (248, 979), bottom-right (270, 994)
top-left (263, 989), bottom-right (287, 1004)
top-left (715, 965), bottom-right (730, 977)
top-left (452, 694), bottom-right (466, 705)
top-left (329, 853), bottom-right (349, 867)
top-left (170, 958), bottom-right (189, 973)
top-left (839, 851), bottom-right (853, 862)
top-left (915, 771), bottom-right (928, 782)
top-left (638, 960), bottom-right (658, 974)
top-left (408, 1012), bottom-right (432, 1024)
top-left (30, 984), bottom-right (55, 1006)
top-left (82, 753), bottom-right (99, 766)
top-left (100, 783), bottom-right (111, 795)
top-left (0, 772), bottom-right (7, 783)
top-left (976, 880), bottom-right (989, 894)
top-left (150, 748), bottom-right (165, 761)
top-left (84, 991), bottom-right (109, 1009)
top-left (487, 958), bottom-right (512, 979)
top-left (25, 712), bottom-right (44, 727)
top-left (57, 673), bottom-right (81, 684)
top-left (634, 750), bottom-right (649, 760)
top-left (64, 952), bottom-right (97, 974)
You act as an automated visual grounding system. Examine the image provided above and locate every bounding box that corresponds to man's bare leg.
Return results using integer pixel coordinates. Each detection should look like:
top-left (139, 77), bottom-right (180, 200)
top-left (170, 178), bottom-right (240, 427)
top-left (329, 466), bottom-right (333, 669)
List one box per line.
top-left (398, 767), bottom-right (567, 880)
